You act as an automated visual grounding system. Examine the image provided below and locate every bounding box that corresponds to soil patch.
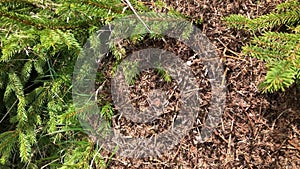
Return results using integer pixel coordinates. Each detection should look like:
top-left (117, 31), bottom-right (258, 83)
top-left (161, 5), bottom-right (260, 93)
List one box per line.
top-left (96, 0), bottom-right (300, 168)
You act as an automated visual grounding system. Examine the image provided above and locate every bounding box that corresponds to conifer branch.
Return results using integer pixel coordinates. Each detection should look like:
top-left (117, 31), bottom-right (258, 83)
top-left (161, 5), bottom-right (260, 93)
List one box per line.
top-left (225, 0), bottom-right (300, 93)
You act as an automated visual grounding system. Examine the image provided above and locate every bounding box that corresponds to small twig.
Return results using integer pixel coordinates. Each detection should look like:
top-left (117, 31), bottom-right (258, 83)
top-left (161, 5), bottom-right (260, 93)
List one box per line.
top-left (102, 156), bottom-right (128, 166)
top-left (95, 80), bottom-right (107, 101)
top-left (124, 0), bottom-right (152, 33)
top-left (90, 143), bottom-right (103, 169)
top-left (226, 119), bottom-right (234, 162)
top-left (41, 158), bottom-right (60, 169)
top-left (222, 67), bottom-right (229, 86)
top-left (271, 109), bottom-right (290, 130)
top-left (288, 140), bottom-right (300, 152)
top-left (216, 38), bottom-right (246, 61)
top-left (0, 99), bottom-right (18, 124)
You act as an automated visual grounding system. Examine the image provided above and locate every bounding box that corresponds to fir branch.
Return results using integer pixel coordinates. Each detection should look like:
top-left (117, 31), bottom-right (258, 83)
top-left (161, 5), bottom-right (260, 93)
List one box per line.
top-left (243, 32), bottom-right (300, 62)
top-left (125, 0), bottom-right (151, 32)
top-left (0, 130), bottom-right (18, 164)
top-left (1, 29), bottom-right (39, 62)
top-left (0, 0), bottom-right (179, 167)
top-left (259, 60), bottom-right (297, 93)
top-left (81, 0), bottom-right (126, 14)
top-left (225, 0), bottom-right (300, 93)
top-left (18, 132), bottom-right (31, 162)
top-left (276, 0), bottom-right (300, 12)
top-left (225, 1), bottom-right (300, 31)
top-left (0, 10), bottom-right (44, 29)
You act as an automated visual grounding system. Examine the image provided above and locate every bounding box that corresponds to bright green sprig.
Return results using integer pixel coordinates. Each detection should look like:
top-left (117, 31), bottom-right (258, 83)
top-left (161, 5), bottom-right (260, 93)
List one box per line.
top-left (225, 0), bottom-right (300, 93)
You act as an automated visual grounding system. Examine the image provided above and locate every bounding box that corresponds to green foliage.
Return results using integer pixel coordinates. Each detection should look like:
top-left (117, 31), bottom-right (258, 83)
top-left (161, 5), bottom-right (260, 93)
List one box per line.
top-left (100, 103), bottom-right (114, 125)
top-left (122, 60), bottom-right (140, 85)
top-left (120, 61), bottom-right (173, 85)
top-left (0, 0), bottom-right (135, 168)
top-left (224, 1), bottom-right (300, 31)
top-left (0, 0), bottom-right (192, 167)
top-left (156, 66), bottom-right (172, 83)
top-left (225, 0), bottom-right (300, 93)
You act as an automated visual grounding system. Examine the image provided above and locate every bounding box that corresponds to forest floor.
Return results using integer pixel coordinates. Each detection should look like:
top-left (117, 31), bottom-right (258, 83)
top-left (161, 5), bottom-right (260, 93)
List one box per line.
top-left (97, 0), bottom-right (300, 168)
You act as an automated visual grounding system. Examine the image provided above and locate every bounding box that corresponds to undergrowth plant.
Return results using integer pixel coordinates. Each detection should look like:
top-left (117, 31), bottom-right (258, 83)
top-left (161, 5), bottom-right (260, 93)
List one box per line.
top-left (0, 0), bottom-right (190, 168)
top-left (121, 61), bottom-right (172, 85)
top-left (156, 66), bottom-right (172, 83)
top-left (0, 0), bottom-right (130, 168)
top-left (225, 0), bottom-right (300, 93)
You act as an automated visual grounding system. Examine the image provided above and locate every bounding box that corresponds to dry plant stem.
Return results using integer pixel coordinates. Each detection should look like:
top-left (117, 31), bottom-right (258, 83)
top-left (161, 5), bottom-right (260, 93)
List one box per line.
top-left (216, 38), bottom-right (246, 61)
top-left (0, 99), bottom-right (18, 124)
top-left (288, 140), bottom-right (300, 152)
top-left (225, 119), bottom-right (234, 164)
top-left (95, 80), bottom-right (107, 102)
